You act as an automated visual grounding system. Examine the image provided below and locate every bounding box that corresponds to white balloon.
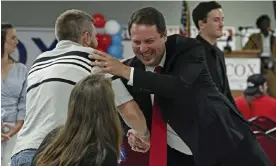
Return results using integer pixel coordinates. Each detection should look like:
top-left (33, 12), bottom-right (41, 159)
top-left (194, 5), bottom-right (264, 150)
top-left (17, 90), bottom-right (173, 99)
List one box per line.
top-left (104, 20), bottom-right (121, 35)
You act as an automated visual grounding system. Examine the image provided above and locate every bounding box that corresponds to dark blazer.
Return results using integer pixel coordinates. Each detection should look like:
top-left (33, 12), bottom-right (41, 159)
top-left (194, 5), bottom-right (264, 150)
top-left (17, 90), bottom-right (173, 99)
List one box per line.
top-left (121, 34), bottom-right (253, 166)
top-left (196, 35), bottom-right (237, 109)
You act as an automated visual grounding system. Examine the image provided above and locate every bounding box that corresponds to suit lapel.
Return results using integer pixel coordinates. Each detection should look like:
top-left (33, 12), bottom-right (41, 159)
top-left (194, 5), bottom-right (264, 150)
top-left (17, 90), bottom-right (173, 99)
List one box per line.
top-left (129, 57), bottom-right (152, 102)
top-left (212, 47), bottom-right (226, 92)
top-left (218, 51), bottom-right (227, 92)
top-left (129, 57), bottom-right (145, 69)
top-left (164, 35), bottom-right (179, 73)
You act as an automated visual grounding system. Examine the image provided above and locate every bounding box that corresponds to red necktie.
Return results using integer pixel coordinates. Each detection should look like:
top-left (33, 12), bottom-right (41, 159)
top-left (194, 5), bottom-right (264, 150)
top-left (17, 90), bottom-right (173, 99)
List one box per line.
top-left (149, 66), bottom-right (167, 166)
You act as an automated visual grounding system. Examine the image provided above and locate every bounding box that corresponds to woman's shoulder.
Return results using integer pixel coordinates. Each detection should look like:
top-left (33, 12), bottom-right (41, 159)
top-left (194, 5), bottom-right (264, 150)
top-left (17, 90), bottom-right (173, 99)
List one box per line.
top-left (14, 62), bottom-right (28, 74)
top-left (15, 62), bottom-right (27, 69)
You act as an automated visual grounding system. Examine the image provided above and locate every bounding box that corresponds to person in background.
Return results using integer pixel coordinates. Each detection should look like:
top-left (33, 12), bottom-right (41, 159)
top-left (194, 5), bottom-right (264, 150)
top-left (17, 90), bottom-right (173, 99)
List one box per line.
top-left (1, 23), bottom-right (28, 166)
top-left (192, 1), bottom-right (238, 110)
top-left (235, 73), bottom-right (276, 121)
top-left (32, 74), bottom-right (122, 166)
top-left (243, 14), bottom-right (276, 57)
top-left (243, 14), bottom-right (276, 99)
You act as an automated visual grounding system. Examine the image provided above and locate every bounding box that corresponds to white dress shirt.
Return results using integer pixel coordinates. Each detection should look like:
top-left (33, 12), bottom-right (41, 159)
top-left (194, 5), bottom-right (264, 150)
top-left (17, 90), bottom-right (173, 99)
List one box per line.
top-left (127, 53), bottom-right (192, 155)
top-left (261, 33), bottom-right (271, 57)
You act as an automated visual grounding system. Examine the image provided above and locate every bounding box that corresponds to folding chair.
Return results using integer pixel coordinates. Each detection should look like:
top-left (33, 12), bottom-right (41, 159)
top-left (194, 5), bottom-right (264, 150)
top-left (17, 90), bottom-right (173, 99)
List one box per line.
top-left (249, 116), bottom-right (276, 132)
top-left (255, 131), bottom-right (276, 165)
top-left (266, 127), bottom-right (276, 140)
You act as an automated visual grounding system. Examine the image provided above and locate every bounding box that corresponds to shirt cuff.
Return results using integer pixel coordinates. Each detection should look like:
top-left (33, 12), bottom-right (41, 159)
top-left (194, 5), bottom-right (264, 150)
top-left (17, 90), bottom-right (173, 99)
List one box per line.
top-left (127, 67), bottom-right (134, 86)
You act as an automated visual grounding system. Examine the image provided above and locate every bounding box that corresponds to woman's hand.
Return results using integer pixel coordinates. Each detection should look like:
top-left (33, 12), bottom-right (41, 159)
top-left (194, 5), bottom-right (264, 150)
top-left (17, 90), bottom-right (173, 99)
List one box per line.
top-left (1, 120), bottom-right (24, 139)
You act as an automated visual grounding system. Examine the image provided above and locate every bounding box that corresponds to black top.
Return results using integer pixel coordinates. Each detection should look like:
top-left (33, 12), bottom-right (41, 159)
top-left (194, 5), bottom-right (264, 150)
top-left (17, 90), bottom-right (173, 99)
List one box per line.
top-left (31, 128), bottom-right (119, 166)
top-left (196, 35), bottom-right (237, 108)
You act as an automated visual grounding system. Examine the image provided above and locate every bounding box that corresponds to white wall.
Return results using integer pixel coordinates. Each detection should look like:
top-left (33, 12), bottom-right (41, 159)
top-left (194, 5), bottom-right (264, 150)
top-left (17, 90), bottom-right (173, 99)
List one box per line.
top-left (2, 1), bottom-right (276, 49)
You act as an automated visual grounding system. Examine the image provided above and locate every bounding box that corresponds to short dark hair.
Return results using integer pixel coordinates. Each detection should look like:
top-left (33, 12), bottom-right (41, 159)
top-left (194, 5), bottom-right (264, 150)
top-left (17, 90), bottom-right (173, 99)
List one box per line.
top-left (192, 1), bottom-right (222, 30)
top-left (244, 74), bottom-right (266, 96)
top-left (128, 7), bottom-right (166, 36)
top-left (256, 14), bottom-right (270, 29)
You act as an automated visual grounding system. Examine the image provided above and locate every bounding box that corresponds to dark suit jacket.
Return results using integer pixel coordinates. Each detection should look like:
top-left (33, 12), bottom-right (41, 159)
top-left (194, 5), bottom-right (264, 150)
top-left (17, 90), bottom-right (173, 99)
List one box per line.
top-left (121, 34), bottom-right (251, 166)
top-left (196, 35), bottom-right (237, 109)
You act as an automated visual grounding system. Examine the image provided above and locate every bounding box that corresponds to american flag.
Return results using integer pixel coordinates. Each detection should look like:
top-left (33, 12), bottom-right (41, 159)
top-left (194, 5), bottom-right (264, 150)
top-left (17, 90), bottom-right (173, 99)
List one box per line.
top-left (180, 1), bottom-right (191, 37)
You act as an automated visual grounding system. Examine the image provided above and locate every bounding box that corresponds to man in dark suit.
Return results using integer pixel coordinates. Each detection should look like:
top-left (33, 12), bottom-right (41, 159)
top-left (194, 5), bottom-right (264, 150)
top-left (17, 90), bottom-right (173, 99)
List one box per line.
top-left (90, 7), bottom-right (271, 166)
top-left (192, 1), bottom-right (237, 109)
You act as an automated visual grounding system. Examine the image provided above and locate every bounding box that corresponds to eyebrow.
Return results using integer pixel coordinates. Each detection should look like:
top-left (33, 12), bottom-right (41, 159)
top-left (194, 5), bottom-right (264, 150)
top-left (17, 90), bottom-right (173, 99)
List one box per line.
top-left (145, 37), bottom-right (156, 40)
top-left (132, 37), bottom-right (156, 41)
top-left (213, 17), bottom-right (224, 20)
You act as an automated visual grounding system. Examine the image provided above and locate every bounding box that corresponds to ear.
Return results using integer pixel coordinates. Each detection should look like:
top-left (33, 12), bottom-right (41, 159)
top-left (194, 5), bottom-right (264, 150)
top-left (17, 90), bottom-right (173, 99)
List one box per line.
top-left (198, 20), bottom-right (205, 30)
top-left (83, 32), bottom-right (90, 44)
top-left (259, 85), bottom-right (264, 92)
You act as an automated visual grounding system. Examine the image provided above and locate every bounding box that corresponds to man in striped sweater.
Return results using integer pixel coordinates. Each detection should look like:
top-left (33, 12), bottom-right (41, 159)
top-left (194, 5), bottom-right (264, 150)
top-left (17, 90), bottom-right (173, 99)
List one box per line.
top-left (11, 9), bottom-right (149, 166)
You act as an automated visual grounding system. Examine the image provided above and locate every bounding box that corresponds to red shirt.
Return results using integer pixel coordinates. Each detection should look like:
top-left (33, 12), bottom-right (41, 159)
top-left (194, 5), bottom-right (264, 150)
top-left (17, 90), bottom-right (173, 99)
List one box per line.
top-left (235, 95), bottom-right (276, 121)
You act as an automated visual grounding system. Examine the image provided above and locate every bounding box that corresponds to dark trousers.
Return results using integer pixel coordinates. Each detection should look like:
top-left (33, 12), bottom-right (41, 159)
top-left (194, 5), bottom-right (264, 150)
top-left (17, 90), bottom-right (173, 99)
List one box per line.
top-left (167, 145), bottom-right (195, 166)
top-left (216, 131), bottom-right (272, 166)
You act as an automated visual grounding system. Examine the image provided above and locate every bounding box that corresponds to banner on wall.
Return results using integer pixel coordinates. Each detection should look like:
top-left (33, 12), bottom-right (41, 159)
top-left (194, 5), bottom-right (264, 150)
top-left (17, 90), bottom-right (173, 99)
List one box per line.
top-left (225, 58), bottom-right (261, 90)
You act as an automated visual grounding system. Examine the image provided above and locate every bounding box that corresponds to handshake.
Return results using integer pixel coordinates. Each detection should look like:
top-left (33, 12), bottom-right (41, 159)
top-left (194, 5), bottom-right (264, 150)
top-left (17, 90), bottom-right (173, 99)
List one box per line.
top-left (127, 129), bottom-right (151, 153)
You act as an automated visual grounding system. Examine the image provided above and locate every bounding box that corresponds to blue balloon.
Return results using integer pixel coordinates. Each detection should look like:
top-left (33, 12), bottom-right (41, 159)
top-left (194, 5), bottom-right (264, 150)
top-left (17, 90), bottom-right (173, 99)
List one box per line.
top-left (111, 33), bottom-right (123, 45)
top-left (107, 44), bottom-right (123, 59)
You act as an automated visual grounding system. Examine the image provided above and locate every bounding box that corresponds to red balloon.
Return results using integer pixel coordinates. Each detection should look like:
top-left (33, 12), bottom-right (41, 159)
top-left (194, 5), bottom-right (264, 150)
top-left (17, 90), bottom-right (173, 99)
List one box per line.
top-left (92, 14), bottom-right (105, 28)
top-left (97, 45), bottom-right (107, 52)
top-left (96, 34), bottom-right (103, 43)
top-left (100, 34), bottom-right (112, 47)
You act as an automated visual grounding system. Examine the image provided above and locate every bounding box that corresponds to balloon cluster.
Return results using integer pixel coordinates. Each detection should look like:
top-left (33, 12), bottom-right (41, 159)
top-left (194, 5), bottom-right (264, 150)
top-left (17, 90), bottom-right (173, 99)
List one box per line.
top-left (92, 13), bottom-right (123, 59)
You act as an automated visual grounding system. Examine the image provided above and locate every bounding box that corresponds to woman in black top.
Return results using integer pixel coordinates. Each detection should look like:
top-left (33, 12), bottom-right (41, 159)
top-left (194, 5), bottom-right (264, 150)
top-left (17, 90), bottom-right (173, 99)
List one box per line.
top-left (32, 74), bottom-right (122, 166)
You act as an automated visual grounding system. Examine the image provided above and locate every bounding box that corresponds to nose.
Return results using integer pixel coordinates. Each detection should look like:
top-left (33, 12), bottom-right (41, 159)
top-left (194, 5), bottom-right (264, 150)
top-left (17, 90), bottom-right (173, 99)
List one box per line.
top-left (139, 44), bottom-right (148, 53)
top-left (220, 20), bottom-right (224, 28)
top-left (15, 38), bottom-right (19, 45)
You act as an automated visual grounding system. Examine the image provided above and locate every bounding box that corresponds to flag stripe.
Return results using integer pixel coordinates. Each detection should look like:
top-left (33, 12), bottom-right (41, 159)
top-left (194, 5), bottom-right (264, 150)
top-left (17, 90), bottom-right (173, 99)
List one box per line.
top-left (180, 1), bottom-right (191, 37)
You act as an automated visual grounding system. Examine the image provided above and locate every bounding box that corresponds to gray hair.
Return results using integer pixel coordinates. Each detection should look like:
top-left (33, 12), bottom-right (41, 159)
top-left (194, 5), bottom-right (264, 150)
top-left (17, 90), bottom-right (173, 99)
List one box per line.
top-left (55, 9), bottom-right (94, 43)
